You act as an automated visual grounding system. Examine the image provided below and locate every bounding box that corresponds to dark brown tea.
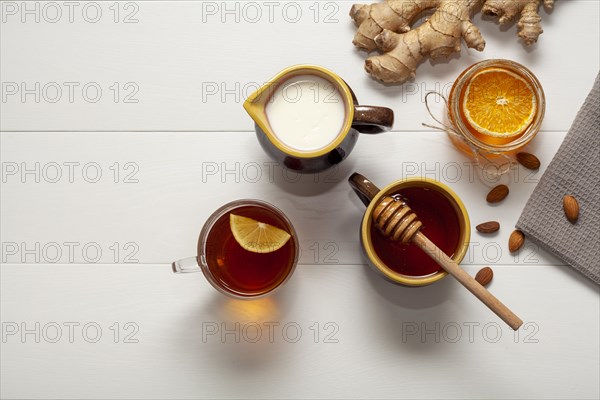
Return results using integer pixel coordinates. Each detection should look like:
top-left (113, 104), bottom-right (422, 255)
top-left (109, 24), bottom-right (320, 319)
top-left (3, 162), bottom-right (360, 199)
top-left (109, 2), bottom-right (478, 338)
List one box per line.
top-left (370, 186), bottom-right (461, 277)
top-left (203, 205), bottom-right (297, 297)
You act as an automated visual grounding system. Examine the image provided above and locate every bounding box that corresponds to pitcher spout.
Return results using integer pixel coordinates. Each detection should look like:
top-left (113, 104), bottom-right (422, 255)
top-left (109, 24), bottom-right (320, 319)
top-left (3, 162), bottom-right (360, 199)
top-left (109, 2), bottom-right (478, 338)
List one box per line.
top-left (243, 81), bottom-right (276, 134)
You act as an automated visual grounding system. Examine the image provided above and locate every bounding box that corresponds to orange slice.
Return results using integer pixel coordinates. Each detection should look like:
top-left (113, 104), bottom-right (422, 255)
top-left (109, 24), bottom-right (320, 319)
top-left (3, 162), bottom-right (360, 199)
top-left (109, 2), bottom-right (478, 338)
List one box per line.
top-left (463, 68), bottom-right (537, 138)
top-left (230, 214), bottom-right (291, 254)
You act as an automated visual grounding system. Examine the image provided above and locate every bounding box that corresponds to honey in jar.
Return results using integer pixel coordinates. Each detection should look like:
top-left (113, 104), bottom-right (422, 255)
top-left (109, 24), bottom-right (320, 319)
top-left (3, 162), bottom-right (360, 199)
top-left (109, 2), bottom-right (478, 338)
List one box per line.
top-left (448, 59), bottom-right (545, 156)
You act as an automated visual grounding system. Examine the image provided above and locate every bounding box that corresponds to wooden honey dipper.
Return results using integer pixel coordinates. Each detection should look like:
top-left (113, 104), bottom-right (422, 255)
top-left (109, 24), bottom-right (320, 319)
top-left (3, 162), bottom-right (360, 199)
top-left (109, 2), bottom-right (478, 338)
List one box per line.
top-left (350, 173), bottom-right (523, 331)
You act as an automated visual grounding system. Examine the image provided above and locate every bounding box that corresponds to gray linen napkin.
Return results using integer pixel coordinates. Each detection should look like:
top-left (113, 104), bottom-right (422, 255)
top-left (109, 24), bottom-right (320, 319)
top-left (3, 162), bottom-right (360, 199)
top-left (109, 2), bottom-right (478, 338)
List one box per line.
top-left (516, 73), bottom-right (600, 285)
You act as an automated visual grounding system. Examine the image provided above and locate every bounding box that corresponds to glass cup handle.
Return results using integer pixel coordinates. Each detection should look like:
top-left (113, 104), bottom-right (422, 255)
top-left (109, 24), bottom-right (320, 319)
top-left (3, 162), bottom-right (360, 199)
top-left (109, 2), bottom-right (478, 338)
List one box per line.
top-left (172, 256), bottom-right (200, 273)
top-left (348, 173), bottom-right (381, 207)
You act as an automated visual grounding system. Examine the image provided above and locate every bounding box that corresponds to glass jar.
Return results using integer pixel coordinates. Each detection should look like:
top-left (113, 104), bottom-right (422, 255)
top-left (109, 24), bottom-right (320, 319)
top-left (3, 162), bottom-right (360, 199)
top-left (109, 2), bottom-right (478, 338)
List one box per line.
top-left (447, 59), bottom-right (546, 157)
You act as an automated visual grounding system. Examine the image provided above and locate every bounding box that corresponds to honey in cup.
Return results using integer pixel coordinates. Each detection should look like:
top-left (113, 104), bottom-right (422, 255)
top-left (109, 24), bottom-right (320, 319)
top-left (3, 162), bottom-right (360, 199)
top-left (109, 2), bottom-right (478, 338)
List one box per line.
top-left (350, 174), bottom-right (470, 286)
top-left (369, 186), bottom-right (461, 277)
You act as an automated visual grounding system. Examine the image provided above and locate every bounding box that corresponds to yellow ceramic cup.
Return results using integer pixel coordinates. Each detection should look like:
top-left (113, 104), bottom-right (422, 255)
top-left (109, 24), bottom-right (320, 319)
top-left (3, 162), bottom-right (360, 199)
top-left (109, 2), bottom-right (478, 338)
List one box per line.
top-left (349, 173), bottom-right (471, 286)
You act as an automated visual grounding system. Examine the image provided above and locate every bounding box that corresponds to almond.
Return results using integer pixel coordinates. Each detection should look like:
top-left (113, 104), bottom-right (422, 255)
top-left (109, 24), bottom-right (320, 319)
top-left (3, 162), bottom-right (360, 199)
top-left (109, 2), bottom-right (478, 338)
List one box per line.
top-left (475, 267), bottom-right (493, 287)
top-left (509, 230), bottom-right (525, 252)
top-left (516, 152), bottom-right (541, 170)
top-left (487, 185), bottom-right (509, 203)
top-left (476, 221), bottom-right (500, 234)
top-left (563, 195), bottom-right (580, 223)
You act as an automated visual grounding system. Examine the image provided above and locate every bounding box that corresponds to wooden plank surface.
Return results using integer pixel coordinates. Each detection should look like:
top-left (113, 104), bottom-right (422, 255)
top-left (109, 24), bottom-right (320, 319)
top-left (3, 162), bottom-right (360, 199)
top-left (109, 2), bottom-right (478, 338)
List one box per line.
top-left (1, 0), bottom-right (599, 399)
top-left (1, 1), bottom-right (598, 132)
top-left (1, 131), bottom-right (566, 266)
top-left (1, 264), bottom-right (599, 399)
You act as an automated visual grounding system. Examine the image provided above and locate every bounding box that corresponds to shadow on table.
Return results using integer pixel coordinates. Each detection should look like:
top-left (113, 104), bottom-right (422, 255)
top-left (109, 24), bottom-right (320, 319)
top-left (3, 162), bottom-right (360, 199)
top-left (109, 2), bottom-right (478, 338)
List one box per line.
top-left (269, 156), bottom-right (358, 197)
top-left (174, 274), bottom-right (301, 374)
top-left (361, 263), bottom-right (461, 355)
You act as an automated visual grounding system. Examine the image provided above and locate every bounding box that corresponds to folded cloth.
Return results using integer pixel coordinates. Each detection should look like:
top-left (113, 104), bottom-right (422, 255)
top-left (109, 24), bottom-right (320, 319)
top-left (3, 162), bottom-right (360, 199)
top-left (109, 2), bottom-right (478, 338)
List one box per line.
top-left (517, 73), bottom-right (600, 285)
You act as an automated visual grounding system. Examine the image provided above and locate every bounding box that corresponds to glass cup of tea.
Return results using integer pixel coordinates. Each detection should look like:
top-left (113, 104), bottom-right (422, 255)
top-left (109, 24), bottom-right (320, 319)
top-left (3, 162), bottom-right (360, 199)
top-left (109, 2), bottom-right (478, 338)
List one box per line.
top-left (172, 200), bottom-right (299, 299)
top-left (244, 65), bottom-right (394, 173)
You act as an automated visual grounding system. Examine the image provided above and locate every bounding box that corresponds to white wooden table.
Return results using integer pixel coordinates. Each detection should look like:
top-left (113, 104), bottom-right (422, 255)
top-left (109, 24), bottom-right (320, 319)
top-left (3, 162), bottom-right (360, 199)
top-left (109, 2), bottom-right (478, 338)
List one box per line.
top-left (1, 1), bottom-right (599, 398)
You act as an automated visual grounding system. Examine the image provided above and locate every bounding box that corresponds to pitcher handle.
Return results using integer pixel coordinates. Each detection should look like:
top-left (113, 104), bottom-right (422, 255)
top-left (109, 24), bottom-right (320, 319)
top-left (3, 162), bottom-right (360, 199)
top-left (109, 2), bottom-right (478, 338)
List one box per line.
top-left (352, 106), bottom-right (394, 134)
top-left (348, 173), bottom-right (381, 207)
top-left (172, 256), bottom-right (200, 274)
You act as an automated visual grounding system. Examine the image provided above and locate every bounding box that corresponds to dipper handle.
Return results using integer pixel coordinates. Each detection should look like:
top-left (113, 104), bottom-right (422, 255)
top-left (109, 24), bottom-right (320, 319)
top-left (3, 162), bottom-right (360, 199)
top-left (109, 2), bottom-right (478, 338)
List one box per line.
top-left (413, 231), bottom-right (523, 330)
top-left (374, 195), bottom-right (523, 331)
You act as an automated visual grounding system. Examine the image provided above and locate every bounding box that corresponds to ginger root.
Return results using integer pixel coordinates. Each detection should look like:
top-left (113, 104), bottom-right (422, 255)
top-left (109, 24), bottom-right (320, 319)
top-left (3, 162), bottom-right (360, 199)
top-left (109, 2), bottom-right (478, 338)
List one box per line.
top-left (350, 0), bottom-right (439, 52)
top-left (351, 0), bottom-right (553, 83)
top-left (482, 0), bottom-right (554, 45)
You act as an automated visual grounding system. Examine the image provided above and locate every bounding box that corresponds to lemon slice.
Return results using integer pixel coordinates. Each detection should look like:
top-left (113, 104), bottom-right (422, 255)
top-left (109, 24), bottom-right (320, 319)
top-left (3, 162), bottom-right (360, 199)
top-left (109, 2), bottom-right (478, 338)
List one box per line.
top-left (463, 68), bottom-right (537, 138)
top-left (230, 213), bottom-right (291, 254)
